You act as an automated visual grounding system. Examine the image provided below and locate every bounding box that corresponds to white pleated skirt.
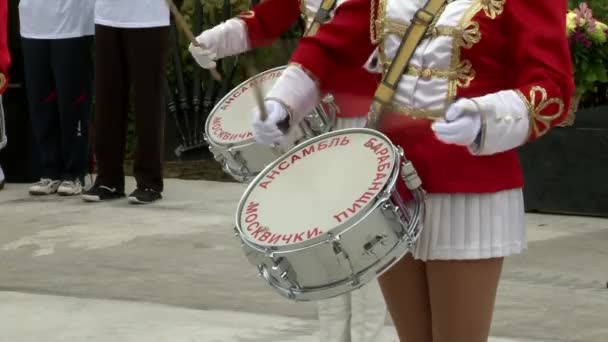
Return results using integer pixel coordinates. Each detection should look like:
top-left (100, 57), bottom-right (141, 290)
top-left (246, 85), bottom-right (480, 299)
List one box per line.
top-left (334, 117), bottom-right (527, 261)
top-left (411, 189), bottom-right (527, 261)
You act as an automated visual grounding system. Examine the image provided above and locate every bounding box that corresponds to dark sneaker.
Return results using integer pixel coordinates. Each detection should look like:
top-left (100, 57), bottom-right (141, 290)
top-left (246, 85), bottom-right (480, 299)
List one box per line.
top-left (128, 188), bottom-right (162, 204)
top-left (82, 185), bottom-right (125, 202)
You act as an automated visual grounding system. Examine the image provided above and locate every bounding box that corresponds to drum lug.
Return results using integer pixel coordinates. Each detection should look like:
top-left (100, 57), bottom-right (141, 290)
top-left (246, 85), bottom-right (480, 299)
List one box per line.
top-left (257, 257), bottom-right (300, 294)
top-left (305, 94), bottom-right (337, 134)
top-left (328, 235), bottom-right (360, 286)
top-left (321, 94), bottom-right (339, 130)
top-left (326, 233), bottom-right (344, 256)
top-left (381, 201), bottom-right (401, 221)
top-left (363, 234), bottom-right (388, 256)
top-left (271, 257), bottom-right (291, 280)
top-left (226, 148), bottom-right (251, 178)
top-left (298, 119), bottom-right (316, 139)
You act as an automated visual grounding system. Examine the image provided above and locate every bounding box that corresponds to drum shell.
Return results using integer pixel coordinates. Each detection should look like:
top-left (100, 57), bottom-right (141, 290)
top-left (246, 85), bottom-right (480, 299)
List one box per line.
top-left (239, 198), bottom-right (411, 301)
top-left (234, 128), bottom-right (425, 301)
top-left (204, 66), bottom-right (335, 183)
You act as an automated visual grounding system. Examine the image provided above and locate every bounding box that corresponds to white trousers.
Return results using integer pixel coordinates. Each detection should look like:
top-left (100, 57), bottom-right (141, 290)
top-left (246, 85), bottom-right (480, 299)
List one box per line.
top-left (318, 281), bottom-right (388, 342)
top-left (316, 116), bottom-right (388, 342)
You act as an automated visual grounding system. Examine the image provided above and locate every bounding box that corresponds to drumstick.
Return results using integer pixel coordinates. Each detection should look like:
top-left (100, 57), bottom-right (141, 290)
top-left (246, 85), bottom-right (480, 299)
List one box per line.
top-left (164, 0), bottom-right (223, 82)
top-left (244, 62), bottom-right (269, 121)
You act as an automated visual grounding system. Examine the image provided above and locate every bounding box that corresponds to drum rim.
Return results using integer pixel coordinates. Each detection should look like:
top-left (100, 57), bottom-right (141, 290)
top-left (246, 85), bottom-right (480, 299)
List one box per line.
top-left (204, 65), bottom-right (288, 146)
top-left (235, 127), bottom-right (401, 254)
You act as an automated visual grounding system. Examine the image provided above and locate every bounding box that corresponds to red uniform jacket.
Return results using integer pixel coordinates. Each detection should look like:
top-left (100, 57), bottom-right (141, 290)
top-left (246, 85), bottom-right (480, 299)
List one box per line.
top-left (290, 0), bottom-right (575, 194)
top-left (238, 0), bottom-right (379, 117)
top-left (0, 0), bottom-right (10, 94)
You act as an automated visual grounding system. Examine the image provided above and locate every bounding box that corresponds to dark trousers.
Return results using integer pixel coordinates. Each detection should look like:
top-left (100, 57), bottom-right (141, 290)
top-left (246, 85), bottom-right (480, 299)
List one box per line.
top-left (22, 36), bottom-right (93, 181)
top-left (94, 25), bottom-right (169, 192)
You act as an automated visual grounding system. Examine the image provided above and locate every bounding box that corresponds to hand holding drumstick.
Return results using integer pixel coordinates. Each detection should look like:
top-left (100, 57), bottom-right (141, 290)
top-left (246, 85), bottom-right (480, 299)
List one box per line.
top-left (164, 0), bottom-right (223, 81)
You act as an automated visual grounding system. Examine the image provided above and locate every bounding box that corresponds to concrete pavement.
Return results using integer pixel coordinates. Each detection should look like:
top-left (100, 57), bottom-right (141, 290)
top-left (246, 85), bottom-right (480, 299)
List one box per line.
top-left (0, 178), bottom-right (606, 341)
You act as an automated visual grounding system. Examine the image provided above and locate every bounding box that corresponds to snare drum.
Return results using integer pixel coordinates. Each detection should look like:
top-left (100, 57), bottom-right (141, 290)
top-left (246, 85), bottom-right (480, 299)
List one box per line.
top-left (234, 128), bottom-right (425, 301)
top-left (204, 66), bottom-right (337, 183)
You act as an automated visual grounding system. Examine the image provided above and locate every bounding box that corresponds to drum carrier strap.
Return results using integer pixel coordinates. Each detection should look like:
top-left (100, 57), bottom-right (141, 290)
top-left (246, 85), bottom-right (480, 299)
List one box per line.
top-left (367, 0), bottom-right (447, 128)
top-left (303, 0), bottom-right (339, 36)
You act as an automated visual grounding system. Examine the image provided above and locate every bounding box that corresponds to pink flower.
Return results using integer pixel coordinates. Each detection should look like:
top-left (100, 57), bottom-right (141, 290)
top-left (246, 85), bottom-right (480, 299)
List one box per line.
top-left (574, 2), bottom-right (596, 31)
top-left (574, 2), bottom-right (593, 19)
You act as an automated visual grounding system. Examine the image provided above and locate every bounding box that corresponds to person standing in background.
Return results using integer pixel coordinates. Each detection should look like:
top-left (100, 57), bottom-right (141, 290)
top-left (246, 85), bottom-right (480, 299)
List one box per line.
top-left (19, 0), bottom-right (95, 196)
top-left (0, 0), bottom-right (9, 190)
top-left (82, 0), bottom-right (170, 204)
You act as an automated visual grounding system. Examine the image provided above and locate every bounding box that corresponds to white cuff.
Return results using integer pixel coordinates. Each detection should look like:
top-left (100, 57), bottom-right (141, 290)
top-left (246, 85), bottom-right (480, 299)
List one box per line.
top-left (469, 90), bottom-right (530, 156)
top-left (266, 65), bottom-right (320, 126)
top-left (199, 18), bottom-right (250, 59)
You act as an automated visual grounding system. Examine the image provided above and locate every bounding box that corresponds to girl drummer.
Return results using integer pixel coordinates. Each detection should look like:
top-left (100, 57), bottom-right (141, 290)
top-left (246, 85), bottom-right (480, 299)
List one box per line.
top-left (247, 0), bottom-right (575, 340)
top-left (188, 0), bottom-right (388, 341)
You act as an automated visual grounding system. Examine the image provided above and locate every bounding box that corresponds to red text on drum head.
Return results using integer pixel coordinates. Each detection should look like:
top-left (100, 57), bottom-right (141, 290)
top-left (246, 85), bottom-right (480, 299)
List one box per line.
top-left (258, 136), bottom-right (351, 190)
top-left (243, 201), bottom-right (324, 245)
top-left (333, 138), bottom-right (393, 223)
top-left (210, 117), bottom-right (254, 141)
top-left (219, 70), bottom-right (282, 111)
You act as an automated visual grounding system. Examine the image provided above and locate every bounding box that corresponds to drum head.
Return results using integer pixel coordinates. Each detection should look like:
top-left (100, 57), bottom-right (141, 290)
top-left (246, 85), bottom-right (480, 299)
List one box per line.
top-left (236, 128), bottom-right (398, 248)
top-left (205, 66), bottom-right (285, 145)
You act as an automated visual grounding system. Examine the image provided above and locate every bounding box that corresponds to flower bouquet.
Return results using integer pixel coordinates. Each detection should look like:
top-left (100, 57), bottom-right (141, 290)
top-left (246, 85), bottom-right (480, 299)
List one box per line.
top-left (563, 2), bottom-right (608, 125)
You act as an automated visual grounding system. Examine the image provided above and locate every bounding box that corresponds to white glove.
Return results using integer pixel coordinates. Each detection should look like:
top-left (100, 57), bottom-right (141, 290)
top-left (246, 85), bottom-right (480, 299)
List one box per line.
top-left (188, 38), bottom-right (217, 69)
top-left (432, 98), bottom-right (482, 147)
top-left (188, 19), bottom-right (250, 69)
top-left (251, 100), bottom-right (289, 146)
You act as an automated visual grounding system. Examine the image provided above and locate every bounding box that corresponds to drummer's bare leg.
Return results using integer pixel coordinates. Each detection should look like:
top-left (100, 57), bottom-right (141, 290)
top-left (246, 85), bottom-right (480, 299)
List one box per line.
top-left (378, 254), bottom-right (433, 342)
top-left (426, 258), bottom-right (503, 342)
top-left (350, 280), bottom-right (388, 342)
top-left (318, 294), bottom-right (351, 342)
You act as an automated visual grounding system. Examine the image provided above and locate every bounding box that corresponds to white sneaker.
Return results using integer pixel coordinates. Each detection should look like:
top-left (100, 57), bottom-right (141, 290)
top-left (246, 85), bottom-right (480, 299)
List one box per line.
top-left (29, 178), bottom-right (61, 196)
top-left (57, 179), bottom-right (83, 196)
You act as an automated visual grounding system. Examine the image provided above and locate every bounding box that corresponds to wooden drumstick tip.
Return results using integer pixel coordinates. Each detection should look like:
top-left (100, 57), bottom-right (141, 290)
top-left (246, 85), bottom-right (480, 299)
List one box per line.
top-left (165, 0), bottom-right (223, 81)
top-left (245, 63), bottom-right (269, 121)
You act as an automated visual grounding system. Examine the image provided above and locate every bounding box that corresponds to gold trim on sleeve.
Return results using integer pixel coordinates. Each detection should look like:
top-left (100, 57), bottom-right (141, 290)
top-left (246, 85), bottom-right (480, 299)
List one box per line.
top-left (481, 0), bottom-right (506, 19)
top-left (516, 86), bottom-right (565, 139)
